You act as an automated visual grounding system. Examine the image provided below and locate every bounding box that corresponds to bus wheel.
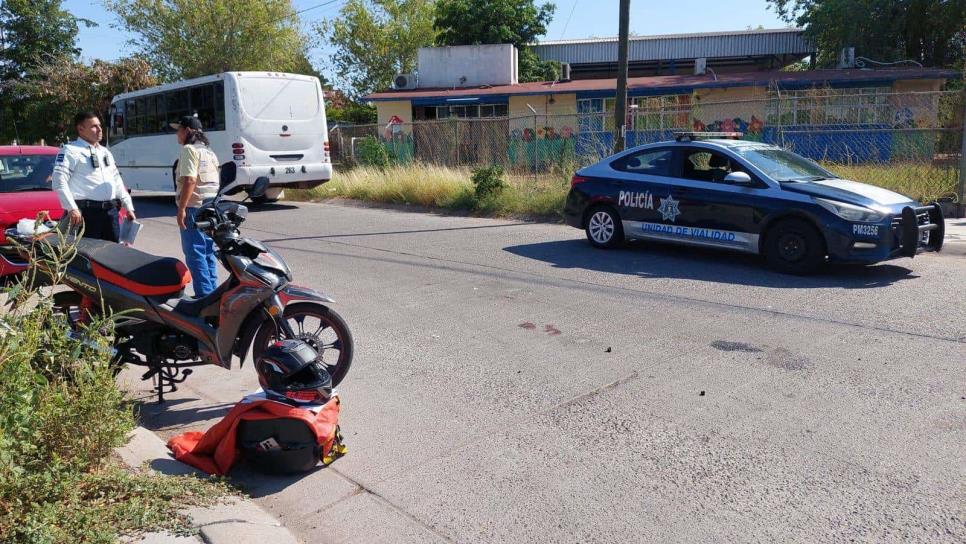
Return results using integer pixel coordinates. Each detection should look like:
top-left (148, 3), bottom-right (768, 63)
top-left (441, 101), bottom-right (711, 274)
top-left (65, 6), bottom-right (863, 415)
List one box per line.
top-left (252, 187), bottom-right (284, 204)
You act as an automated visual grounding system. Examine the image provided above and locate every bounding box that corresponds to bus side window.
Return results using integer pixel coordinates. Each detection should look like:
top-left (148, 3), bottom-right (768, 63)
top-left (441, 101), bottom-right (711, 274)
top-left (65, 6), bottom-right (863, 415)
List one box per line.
top-left (214, 81), bottom-right (225, 131)
top-left (153, 91), bottom-right (171, 134)
top-left (145, 95), bottom-right (159, 135)
top-left (127, 98), bottom-right (140, 137)
top-left (191, 84), bottom-right (216, 131)
top-left (110, 104), bottom-right (125, 142)
top-left (166, 90), bottom-right (190, 129)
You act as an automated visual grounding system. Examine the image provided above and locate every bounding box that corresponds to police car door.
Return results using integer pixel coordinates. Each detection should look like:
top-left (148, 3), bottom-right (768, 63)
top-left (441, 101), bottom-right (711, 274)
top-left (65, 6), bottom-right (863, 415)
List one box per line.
top-left (668, 147), bottom-right (764, 253)
top-left (609, 147), bottom-right (673, 239)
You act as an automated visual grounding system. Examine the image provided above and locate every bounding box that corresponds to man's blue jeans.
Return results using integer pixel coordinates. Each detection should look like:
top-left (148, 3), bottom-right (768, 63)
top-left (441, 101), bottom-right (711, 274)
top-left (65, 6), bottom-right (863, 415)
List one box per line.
top-left (180, 207), bottom-right (218, 297)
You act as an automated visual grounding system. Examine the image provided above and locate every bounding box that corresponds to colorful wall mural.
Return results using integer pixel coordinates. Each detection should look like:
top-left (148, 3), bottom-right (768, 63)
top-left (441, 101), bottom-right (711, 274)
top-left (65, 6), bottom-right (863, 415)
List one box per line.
top-left (691, 116), bottom-right (766, 140)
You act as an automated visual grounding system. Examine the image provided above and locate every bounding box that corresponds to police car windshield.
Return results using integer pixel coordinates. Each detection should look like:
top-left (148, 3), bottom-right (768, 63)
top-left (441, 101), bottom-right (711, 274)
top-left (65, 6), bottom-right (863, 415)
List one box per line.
top-left (0, 155), bottom-right (55, 193)
top-left (736, 148), bottom-right (836, 182)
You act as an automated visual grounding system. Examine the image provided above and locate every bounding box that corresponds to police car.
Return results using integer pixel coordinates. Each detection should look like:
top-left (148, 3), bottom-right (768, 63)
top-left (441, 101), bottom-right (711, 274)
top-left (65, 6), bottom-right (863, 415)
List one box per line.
top-left (563, 133), bottom-right (944, 274)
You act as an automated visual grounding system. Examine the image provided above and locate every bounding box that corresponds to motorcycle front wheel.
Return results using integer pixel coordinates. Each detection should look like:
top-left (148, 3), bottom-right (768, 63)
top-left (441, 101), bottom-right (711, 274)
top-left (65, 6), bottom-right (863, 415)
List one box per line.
top-left (251, 302), bottom-right (354, 386)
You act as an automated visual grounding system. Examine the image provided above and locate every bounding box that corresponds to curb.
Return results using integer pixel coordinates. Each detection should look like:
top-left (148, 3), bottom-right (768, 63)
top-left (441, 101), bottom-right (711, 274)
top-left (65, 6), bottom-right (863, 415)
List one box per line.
top-left (115, 427), bottom-right (300, 544)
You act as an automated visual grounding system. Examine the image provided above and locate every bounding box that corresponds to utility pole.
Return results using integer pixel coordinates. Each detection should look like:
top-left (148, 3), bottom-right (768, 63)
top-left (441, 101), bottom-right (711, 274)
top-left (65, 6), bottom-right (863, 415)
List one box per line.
top-left (613, 0), bottom-right (631, 153)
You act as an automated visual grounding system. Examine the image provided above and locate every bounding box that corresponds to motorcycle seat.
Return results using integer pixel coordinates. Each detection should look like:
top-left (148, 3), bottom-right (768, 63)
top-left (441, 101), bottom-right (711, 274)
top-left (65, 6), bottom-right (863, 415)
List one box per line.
top-left (167, 281), bottom-right (231, 317)
top-left (76, 238), bottom-right (191, 297)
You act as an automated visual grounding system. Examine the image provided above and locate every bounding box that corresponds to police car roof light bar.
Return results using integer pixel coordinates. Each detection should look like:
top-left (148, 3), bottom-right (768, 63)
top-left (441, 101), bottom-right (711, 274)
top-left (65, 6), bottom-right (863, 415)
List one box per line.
top-left (673, 131), bottom-right (744, 142)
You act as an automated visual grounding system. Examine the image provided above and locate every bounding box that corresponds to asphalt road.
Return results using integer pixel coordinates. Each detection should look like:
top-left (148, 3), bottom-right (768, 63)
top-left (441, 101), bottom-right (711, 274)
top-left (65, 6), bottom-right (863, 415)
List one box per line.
top-left (122, 197), bottom-right (966, 543)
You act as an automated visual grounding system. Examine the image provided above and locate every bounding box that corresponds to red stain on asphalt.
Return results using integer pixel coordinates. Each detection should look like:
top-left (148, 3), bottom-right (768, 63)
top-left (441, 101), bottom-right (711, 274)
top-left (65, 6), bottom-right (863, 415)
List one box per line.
top-left (544, 324), bottom-right (561, 336)
top-left (519, 322), bottom-right (536, 330)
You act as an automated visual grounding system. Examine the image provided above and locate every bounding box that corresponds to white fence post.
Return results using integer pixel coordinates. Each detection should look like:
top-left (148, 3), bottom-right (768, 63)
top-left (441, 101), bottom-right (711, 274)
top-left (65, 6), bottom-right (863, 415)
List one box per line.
top-left (532, 113), bottom-right (538, 183)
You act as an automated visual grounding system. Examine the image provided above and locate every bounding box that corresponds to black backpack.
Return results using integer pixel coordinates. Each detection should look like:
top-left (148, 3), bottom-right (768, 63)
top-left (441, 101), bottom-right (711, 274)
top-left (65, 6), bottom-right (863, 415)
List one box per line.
top-left (237, 417), bottom-right (321, 474)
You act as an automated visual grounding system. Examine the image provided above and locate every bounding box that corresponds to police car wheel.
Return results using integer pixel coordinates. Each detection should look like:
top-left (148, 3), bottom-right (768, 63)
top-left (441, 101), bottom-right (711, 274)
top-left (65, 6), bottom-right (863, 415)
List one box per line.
top-left (585, 206), bottom-right (624, 249)
top-left (764, 219), bottom-right (825, 275)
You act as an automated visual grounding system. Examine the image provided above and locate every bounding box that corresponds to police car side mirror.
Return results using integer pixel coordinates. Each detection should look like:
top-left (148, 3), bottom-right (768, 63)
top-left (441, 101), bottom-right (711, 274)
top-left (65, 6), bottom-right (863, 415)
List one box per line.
top-left (725, 171), bottom-right (753, 186)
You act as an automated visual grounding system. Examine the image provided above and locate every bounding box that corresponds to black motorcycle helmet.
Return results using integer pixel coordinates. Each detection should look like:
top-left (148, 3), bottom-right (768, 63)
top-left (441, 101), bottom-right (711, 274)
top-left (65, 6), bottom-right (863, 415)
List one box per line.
top-left (255, 339), bottom-right (333, 405)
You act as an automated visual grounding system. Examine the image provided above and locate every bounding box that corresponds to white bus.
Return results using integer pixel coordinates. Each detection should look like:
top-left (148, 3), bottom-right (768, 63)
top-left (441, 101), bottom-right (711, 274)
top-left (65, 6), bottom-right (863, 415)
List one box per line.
top-left (108, 71), bottom-right (331, 202)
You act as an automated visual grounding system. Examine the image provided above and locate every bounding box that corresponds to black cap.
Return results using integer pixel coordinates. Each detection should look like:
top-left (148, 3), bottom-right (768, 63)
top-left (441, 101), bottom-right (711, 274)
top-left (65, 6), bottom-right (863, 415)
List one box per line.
top-left (169, 115), bottom-right (203, 131)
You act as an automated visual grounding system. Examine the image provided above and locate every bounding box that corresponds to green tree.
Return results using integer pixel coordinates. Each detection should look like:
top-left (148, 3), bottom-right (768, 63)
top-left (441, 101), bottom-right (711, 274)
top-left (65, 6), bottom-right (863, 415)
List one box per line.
top-left (0, 0), bottom-right (88, 142)
top-left (292, 52), bottom-right (330, 86)
top-left (14, 56), bottom-right (157, 143)
top-left (318, 0), bottom-right (437, 98)
top-left (328, 103), bottom-right (378, 124)
top-left (769, 0), bottom-right (966, 68)
top-left (434, 0), bottom-right (559, 82)
top-left (104, 0), bottom-right (310, 81)
top-left (322, 89), bottom-right (377, 124)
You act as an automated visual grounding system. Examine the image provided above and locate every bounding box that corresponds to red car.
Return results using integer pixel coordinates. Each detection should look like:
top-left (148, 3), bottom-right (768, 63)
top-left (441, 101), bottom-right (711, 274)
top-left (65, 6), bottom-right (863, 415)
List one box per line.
top-left (0, 145), bottom-right (63, 278)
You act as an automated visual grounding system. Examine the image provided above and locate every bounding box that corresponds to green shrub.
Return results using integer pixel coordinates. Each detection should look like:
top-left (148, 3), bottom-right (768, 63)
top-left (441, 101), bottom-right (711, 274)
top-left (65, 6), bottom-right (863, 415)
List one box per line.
top-left (0, 238), bottom-right (228, 543)
top-left (355, 136), bottom-right (390, 169)
top-left (471, 165), bottom-right (507, 201)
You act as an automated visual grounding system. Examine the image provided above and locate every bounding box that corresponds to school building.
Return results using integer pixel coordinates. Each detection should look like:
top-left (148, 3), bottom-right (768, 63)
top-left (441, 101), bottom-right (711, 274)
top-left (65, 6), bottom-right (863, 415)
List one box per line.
top-left (363, 29), bottom-right (958, 164)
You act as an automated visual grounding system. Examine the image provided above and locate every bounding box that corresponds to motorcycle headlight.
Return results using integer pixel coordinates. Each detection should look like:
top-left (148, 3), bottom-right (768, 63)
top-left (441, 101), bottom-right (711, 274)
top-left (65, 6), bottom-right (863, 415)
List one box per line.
top-left (814, 198), bottom-right (885, 223)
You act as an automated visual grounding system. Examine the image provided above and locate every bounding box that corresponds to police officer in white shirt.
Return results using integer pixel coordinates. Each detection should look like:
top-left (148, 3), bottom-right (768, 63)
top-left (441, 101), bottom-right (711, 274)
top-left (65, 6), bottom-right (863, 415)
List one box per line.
top-left (51, 111), bottom-right (136, 242)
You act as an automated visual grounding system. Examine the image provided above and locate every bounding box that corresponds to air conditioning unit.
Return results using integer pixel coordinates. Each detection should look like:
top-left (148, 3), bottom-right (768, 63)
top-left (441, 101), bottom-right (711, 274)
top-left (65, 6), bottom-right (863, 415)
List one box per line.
top-left (560, 63), bottom-right (572, 81)
top-left (393, 73), bottom-right (417, 90)
top-left (838, 48), bottom-right (856, 69)
top-left (694, 57), bottom-right (707, 75)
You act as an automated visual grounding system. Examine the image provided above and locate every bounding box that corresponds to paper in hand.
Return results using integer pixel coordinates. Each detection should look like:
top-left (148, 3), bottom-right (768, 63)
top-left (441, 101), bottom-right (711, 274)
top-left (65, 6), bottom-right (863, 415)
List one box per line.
top-left (119, 218), bottom-right (142, 246)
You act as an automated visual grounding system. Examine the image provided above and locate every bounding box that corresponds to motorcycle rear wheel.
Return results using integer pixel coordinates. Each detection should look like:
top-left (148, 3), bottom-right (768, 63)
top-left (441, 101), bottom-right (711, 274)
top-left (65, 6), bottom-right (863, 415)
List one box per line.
top-left (251, 302), bottom-right (354, 386)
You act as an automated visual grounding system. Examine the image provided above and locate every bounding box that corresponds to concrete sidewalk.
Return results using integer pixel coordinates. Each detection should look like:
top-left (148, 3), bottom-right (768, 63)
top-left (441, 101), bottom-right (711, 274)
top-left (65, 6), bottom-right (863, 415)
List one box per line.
top-left (116, 427), bottom-right (300, 544)
top-left (943, 217), bottom-right (966, 256)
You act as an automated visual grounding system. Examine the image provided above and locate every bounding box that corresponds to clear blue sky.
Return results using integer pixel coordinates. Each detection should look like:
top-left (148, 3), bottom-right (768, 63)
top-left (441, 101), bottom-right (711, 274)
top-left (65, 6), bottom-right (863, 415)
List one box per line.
top-left (63, 0), bottom-right (789, 80)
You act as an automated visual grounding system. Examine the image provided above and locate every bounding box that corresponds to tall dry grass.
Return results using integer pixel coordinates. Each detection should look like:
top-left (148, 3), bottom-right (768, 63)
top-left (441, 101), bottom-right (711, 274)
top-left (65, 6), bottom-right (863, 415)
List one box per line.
top-left (291, 165), bottom-right (571, 218)
top-left (822, 162), bottom-right (960, 203)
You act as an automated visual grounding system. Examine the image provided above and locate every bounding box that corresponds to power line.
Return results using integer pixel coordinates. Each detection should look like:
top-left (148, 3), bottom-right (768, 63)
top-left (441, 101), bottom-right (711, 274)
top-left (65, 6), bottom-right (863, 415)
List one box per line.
top-left (559, 0), bottom-right (578, 40)
top-left (297, 0), bottom-right (346, 30)
top-left (295, 0), bottom-right (344, 17)
top-left (270, 0), bottom-right (344, 26)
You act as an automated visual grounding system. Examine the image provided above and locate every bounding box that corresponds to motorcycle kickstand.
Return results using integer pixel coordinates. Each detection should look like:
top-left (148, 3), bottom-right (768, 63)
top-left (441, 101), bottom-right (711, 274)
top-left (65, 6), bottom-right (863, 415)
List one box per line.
top-left (144, 360), bottom-right (196, 404)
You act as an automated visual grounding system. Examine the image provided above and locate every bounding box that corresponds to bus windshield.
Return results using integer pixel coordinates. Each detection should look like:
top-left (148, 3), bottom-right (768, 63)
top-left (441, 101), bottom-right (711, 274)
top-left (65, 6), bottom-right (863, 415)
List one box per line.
top-left (237, 77), bottom-right (320, 121)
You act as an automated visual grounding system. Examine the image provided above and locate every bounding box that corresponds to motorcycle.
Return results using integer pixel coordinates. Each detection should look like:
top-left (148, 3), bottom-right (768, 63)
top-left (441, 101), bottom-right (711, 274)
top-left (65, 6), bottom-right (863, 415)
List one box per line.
top-left (6, 166), bottom-right (353, 402)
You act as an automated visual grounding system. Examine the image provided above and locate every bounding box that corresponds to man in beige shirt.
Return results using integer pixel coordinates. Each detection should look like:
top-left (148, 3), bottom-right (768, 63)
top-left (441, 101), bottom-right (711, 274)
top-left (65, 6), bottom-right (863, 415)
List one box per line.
top-left (172, 115), bottom-right (220, 297)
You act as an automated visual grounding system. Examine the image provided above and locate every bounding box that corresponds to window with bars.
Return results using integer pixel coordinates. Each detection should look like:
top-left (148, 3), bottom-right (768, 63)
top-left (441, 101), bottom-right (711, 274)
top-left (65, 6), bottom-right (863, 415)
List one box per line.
top-left (435, 104), bottom-right (508, 119)
top-left (577, 95), bottom-right (691, 133)
top-left (767, 87), bottom-right (891, 126)
top-left (576, 98), bottom-right (615, 133)
top-left (630, 95), bottom-right (692, 131)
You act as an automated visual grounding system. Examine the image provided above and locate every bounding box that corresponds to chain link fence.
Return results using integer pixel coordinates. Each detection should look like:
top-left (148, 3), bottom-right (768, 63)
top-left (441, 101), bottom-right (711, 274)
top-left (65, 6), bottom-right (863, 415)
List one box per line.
top-left (330, 89), bottom-right (965, 209)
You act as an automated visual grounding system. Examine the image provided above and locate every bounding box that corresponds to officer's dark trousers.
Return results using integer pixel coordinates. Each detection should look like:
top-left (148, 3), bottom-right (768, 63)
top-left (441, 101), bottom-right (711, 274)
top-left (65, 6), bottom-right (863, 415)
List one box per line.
top-left (80, 207), bottom-right (120, 242)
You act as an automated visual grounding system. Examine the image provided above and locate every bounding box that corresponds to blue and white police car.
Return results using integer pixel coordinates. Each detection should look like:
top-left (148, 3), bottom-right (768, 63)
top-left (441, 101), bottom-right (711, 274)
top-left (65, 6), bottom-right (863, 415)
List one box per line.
top-left (563, 132), bottom-right (945, 274)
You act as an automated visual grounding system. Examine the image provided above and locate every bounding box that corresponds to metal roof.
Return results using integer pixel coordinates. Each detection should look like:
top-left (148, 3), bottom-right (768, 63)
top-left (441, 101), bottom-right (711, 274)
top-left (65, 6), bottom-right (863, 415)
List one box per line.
top-left (532, 28), bottom-right (814, 65)
top-left (365, 68), bottom-right (957, 102)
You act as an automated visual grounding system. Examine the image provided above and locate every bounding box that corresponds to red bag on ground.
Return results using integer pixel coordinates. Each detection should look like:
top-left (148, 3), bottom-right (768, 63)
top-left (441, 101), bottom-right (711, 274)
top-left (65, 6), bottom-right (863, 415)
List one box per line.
top-left (167, 396), bottom-right (342, 476)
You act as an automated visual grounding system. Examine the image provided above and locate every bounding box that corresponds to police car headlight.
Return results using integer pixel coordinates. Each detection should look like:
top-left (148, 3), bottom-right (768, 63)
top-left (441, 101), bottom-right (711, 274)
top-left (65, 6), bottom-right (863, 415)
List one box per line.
top-left (814, 198), bottom-right (885, 223)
